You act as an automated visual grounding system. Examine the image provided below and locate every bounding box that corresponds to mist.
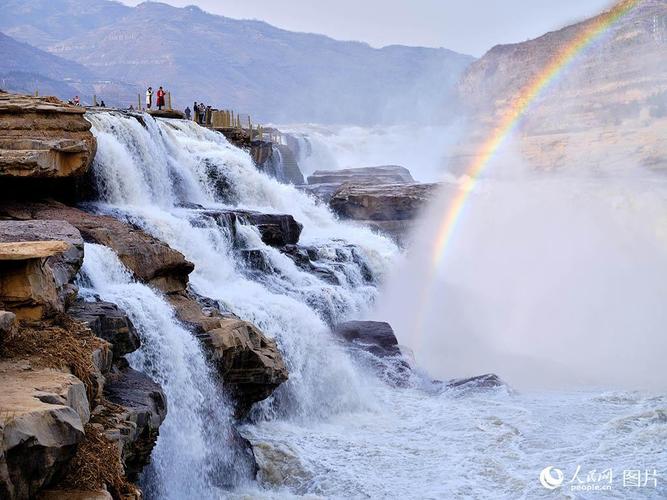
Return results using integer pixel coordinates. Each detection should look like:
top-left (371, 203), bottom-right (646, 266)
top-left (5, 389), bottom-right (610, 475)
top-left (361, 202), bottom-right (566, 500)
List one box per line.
top-left (372, 145), bottom-right (667, 391)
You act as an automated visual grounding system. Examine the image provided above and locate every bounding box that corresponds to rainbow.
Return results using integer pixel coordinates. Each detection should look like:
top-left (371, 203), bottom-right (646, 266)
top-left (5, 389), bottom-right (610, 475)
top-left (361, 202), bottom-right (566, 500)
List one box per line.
top-left (429, 0), bottom-right (640, 269)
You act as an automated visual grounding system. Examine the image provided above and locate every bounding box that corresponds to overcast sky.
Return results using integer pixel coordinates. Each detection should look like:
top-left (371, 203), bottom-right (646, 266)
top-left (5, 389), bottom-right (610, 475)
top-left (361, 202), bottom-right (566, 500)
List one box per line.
top-left (119, 0), bottom-right (614, 56)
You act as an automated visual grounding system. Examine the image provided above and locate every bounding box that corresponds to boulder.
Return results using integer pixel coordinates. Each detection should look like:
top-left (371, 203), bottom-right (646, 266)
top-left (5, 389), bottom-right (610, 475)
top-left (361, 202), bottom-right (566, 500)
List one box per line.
top-left (0, 241), bottom-right (74, 320)
top-left (165, 290), bottom-right (225, 334)
top-left (444, 373), bottom-right (507, 392)
top-left (0, 92), bottom-right (96, 178)
top-left (103, 361), bottom-right (167, 479)
top-left (193, 209), bottom-right (302, 247)
top-left (333, 321), bottom-right (411, 384)
top-left (307, 165), bottom-right (414, 185)
top-left (0, 310), bottom-right (17, 345)
top-left (0, 201), bottom-right (194, 294)
top-left (198, 317), bottom-right (288, 417)
top-left (0, 220), bottom-right (84, 310)
top-left (329, 183), bottom-right (438, 244)
top-left (333, 321), bottom-right (403, 359)
top-left (0, 363), bottom-right (90, 500)
top-left (329, 183), bottom-right (438, 222)
top-left (242, 212), bottom-right (302, 247)
top-left (67, 301), bottom-right (140, 361)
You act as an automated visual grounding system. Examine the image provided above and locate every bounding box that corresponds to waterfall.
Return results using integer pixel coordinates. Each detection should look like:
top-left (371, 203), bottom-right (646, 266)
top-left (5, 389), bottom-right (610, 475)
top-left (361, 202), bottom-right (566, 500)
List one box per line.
top-left (78, 243), bottom-right (255, 498)
top-left (82, 111), bottom-right (398, 493)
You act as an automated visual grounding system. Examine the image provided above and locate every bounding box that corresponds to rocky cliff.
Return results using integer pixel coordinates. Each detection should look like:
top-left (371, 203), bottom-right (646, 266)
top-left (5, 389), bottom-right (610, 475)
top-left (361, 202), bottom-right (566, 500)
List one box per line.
top-left (0, 93), bottom-right (290, 498)
top-left (0, 92), bottom-right (96, 179)
top-left (450, 0), bottom-right (667, 172)
top-left (303, 166), bottom-right (438, 244)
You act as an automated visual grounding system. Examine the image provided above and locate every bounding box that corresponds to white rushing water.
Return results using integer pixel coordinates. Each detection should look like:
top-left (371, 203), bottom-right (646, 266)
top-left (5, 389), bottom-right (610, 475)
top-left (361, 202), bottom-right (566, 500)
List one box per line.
top-left (78, 243), bottom-right (254, 498)
top-left (83, 112), bottom-right (666, 499)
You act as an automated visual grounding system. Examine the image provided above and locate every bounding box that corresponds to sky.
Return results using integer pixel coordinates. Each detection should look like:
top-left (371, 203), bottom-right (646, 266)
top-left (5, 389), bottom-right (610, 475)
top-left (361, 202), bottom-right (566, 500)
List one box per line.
top-left (119, 0), bottom-right (614, 56)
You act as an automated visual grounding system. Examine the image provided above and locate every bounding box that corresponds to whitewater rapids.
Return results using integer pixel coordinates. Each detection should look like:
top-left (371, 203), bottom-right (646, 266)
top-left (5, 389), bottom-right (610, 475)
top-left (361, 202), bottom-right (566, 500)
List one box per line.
top-left (81, 111), bottom-right (666, 499)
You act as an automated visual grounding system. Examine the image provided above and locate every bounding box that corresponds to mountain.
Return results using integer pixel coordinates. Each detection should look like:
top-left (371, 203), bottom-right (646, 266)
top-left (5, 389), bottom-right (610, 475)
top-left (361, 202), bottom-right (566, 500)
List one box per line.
top-left (448, 0), bottom-right (667, 172)
top-left (0, 0), bottom-right (473, 124)
top-left (0, 0), bottom-right (131, 48)
top-left (0, 31), bottom-right (140, 105)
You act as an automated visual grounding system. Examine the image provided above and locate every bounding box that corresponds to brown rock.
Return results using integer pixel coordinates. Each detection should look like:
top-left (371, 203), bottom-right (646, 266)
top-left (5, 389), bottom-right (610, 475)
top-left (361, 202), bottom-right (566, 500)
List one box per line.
top-left (0, 241), bottom-right (74, 320)
top-left (165, 290), bottom-right (223, 334)
top-left (329, 182), bottom-right (438, 243)
top-left (0, 201), bottom-right (194, 294)
top-left (0, 92), bottom-right (96, 178)
top-left (0, 363), bottom-right (90, 500)
top-left (199, 317), bottom-right (288, 417)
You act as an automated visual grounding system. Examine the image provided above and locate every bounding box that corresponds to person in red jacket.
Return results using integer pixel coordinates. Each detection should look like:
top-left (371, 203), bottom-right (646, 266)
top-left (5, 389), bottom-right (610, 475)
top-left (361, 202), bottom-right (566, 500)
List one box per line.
top-left (156, 86), bottom-right (166, 110)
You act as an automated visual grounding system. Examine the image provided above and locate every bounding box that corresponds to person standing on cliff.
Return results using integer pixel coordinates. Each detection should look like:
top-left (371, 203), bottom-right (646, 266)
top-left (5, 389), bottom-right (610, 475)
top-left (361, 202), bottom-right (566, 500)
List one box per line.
top-left (184, 106), bottom-right (191, 120)
top-left (145, 86), bottom-right (153, 110)
top-left (193, 101), bottom-right (199, 123)
top-left (156, 86), bottom-right (166, 111)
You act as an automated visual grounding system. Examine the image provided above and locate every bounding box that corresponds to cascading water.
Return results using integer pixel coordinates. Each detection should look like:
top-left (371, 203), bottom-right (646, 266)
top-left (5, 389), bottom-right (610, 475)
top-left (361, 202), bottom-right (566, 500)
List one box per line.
top-left (77, 243), bottom-right (255, 498)
top-left (80, 111), bottom-right (667, 499)
top-left (81, 110), bottom-right (400, 495)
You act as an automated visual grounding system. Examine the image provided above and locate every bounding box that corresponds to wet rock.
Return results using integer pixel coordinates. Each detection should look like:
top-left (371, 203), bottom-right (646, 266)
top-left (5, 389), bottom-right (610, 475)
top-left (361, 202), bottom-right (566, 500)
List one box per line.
top-left (194, 209), bottom-right (303, 247)
top-left (333, 321), bottom-right (403, 358)
top-left (444, 373), bottom-right (506, 391)
top-left (333, 321), bottom-right (411, 384)
top-left (0, 201), bottom-right (194, 294)
top-left (103, 361), bottom-right (167, 479)
top-left (0, 92), bottom-right (96, 178)
top-left (0, 363), bottom-right (89, 500)
top-left (68, 301), bottom-right (140, 361)
top-left (240, 249), bottom-right (273, 273)
top-left (198, 317), bottom-right (288, 418)
top-left (239, 212), bottom-right (302, 247)
top-left (165, 290), bottom-right (224, 334)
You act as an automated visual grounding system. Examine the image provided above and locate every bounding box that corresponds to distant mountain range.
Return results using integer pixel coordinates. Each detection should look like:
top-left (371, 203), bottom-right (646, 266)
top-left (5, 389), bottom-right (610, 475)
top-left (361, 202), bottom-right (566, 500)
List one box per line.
top-left (0, 31), bottom-right (138, 104)
top-left (0, 0), bottom-right (474, 123)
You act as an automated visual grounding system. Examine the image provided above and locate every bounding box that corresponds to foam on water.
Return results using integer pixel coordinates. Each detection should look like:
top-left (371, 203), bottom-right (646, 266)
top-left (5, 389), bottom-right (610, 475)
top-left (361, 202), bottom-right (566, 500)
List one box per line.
top-left (83, 111), bottom-right (667, 498)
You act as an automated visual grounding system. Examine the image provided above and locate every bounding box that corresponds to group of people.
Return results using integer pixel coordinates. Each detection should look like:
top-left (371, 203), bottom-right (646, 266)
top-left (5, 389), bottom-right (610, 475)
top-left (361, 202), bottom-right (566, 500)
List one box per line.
top-left (145, 86), bottom-right (167, 110)
top-left (67, 96), bottom-right (105, 107)
top-left (185, 101), bottom-right (211, 125)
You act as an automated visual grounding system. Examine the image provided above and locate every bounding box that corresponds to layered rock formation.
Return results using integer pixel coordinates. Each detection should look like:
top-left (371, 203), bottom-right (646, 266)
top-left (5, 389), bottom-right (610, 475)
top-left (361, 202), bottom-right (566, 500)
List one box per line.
top-left (302, 165), bottom-right (437, 244)
top-left (329, 182), bottom-right (438, 244)
top-left (0, 92), bottom-right (96, 178)
top-left (0, 217), bottom-right (168, 498)
top-left (166, 290), bottom-right (288, 418)
top-left (1, 201), bottom-right (194, 294)
top-left (451, 0), bottom-right (667, 173)
top-left (198, 317), bottom-right (288, 418)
